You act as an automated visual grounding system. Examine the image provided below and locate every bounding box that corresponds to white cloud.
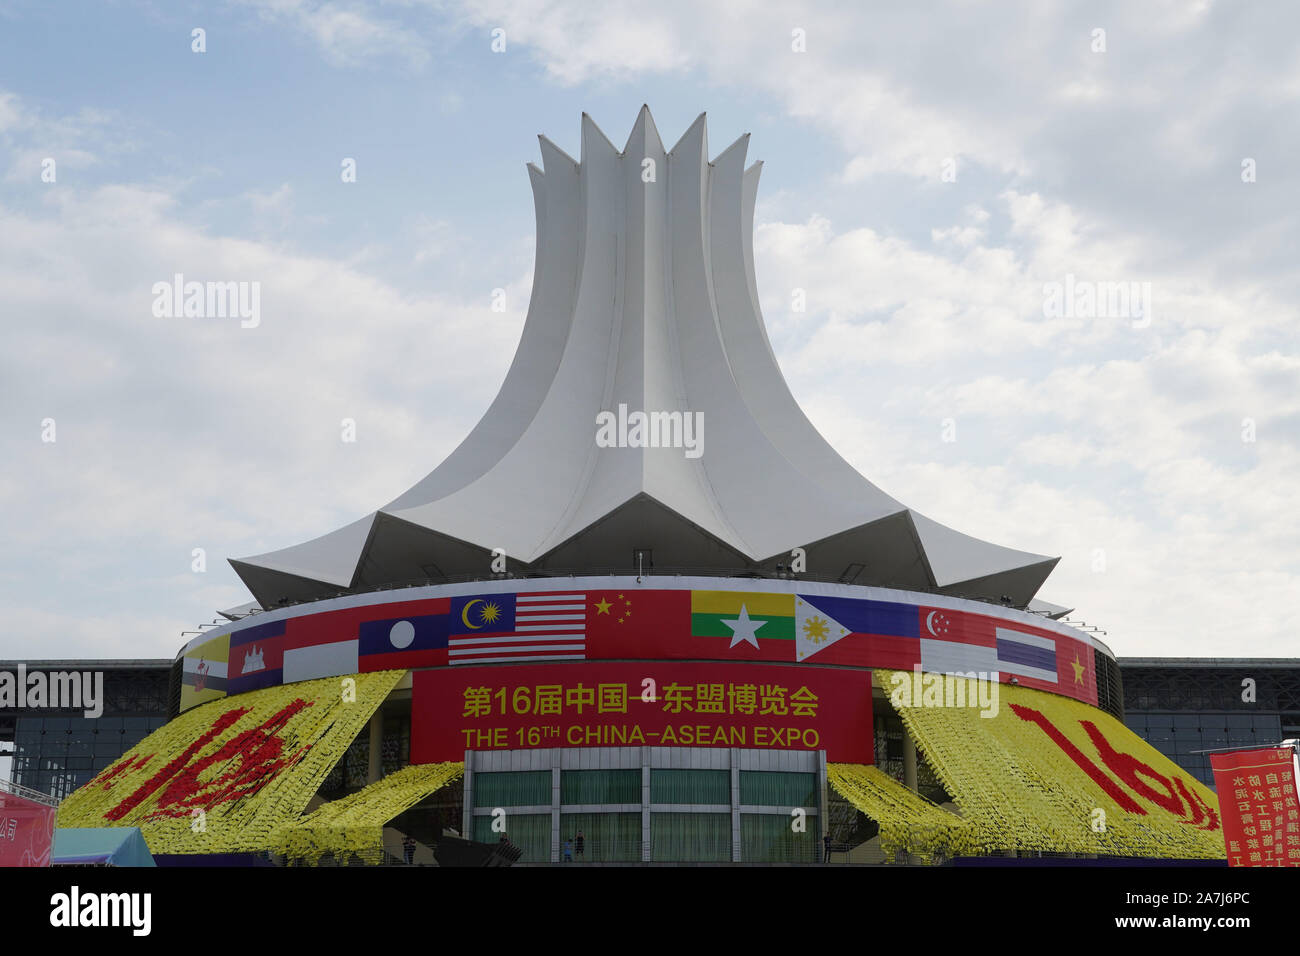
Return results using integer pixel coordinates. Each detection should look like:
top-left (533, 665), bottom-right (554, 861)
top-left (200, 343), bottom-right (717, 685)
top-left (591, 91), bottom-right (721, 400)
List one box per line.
top-left (233, 0), bottom-right (431, 68)
top-left (0, 179), bottom-right (528, 658)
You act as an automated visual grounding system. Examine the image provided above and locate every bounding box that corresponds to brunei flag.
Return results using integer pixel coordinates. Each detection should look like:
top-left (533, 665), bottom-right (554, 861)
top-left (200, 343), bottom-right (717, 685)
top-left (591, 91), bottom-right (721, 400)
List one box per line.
top-left (690, 591), bottom-right (795, 660)
top-left (181, 632), bottom-right (230, 711)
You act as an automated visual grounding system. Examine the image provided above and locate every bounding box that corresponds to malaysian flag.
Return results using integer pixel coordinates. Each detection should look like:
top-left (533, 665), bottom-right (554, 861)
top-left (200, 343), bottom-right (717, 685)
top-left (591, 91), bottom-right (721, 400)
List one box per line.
top-left (448, 592), bottom-right (587, 664)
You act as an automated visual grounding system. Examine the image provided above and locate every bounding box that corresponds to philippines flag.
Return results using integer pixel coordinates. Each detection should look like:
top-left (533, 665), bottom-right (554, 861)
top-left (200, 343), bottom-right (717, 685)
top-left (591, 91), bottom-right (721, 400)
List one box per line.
top-left (794, 594), bottom-right (920, 666)
top-left (227, 619), bottom-right (286, 694)
top-left (448, 592), bottom-right (586, 664)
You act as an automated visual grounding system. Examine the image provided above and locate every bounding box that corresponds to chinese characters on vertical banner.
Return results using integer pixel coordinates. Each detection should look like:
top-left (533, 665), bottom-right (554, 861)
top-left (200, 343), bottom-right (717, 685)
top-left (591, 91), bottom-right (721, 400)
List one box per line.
top-left (1209, 746), bottom-right (1300, 867)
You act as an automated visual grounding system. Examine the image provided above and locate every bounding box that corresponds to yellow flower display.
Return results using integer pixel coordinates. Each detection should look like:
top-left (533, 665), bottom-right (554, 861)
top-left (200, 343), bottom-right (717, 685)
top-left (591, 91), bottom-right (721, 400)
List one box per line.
top-left (876, 669), bottom-right (1225, 858)
top-left (275, 761), bottom-right (465, 865)
top-left (57, 670), bottom-right (406, 855)
top-left (827, 763), bottom-right (974, 862)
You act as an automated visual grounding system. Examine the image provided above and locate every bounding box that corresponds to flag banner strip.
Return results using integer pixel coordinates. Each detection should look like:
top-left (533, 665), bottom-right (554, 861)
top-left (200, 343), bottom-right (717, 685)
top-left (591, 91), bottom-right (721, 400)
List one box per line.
top-left (450, 654), bottom-right (585, 666)
top-left (182, 659), bottom-right (228, 678)
top-left (689, 591), bottom-right (796, 616)
top-left (450, 634), bottom-right (584, 646)
top-left (690, 613), bottom-right (795, 639)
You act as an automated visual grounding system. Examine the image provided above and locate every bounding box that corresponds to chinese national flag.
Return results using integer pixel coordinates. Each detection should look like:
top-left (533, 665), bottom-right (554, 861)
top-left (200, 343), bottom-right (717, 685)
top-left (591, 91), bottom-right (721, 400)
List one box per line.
top-left (585, 589), bottom-right (691, 660)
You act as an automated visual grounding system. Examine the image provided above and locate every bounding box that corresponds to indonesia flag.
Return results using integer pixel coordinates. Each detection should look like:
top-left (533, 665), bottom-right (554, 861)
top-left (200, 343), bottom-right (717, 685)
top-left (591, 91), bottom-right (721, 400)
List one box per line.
top-left (282, 608), bottom-right (362, 683)
top-left (448, 592), bottom-right (586, 664)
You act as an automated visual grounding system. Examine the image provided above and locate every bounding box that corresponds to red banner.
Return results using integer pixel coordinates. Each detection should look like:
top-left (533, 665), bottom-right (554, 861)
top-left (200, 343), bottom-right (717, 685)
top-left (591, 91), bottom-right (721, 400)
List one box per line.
top-left (412, 661), bottom-right (873, 763)
top-left (0, 788), bottom-right (57, 867)
top-left (1209, 746), bottom-right (1300, 866)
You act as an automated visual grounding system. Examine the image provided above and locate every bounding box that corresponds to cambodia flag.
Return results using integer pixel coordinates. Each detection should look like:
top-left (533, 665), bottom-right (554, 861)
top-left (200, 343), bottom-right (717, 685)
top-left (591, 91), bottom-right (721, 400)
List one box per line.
top-left (227, 619), bottom-right (286, 694)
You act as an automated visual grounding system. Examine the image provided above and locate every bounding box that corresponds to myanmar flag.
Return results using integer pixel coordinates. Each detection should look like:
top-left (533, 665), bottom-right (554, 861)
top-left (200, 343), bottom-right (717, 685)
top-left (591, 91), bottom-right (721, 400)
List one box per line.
top-left (690, 591), bottom-right (795, 660)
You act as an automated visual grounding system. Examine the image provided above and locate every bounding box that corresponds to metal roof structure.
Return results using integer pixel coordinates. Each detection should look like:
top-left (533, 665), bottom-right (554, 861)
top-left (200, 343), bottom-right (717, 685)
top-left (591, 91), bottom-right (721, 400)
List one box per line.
top-left (231, 109), bottom-right (1059, 611)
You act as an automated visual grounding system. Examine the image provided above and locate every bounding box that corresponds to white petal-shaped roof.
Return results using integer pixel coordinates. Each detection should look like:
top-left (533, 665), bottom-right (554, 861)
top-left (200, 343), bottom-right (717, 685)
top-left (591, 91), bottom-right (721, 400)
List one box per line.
top-left (232, 109), bottom-right (1058, 609)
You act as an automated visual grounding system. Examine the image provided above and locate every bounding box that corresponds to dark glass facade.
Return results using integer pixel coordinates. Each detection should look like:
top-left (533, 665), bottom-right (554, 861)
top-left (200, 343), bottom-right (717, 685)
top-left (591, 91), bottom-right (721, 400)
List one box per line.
top-left (0, 661), bottom-right (171, 800)
top-left (1119, 659), bottom-right (1300, 787)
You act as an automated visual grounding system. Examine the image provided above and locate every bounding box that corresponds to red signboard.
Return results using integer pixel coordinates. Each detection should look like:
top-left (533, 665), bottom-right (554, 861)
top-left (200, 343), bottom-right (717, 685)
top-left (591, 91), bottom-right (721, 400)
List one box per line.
top-left (0, 788), bottom-right (56, 867)
top-left (412, 662), bottom-right (873, 763)
top-left (1209, 746), bottom-right (1300, 867)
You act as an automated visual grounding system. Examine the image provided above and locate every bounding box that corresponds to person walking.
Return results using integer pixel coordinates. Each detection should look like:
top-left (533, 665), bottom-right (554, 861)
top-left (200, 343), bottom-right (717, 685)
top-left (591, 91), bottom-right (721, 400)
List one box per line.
top-left (563, 837), bottom-right (574, 863)
top-left (403, 833), bottom-right (416, 865)
top-left (575, 830), bottom-right (585, 860)
top-left (823, 833), bottom-right (832, 863)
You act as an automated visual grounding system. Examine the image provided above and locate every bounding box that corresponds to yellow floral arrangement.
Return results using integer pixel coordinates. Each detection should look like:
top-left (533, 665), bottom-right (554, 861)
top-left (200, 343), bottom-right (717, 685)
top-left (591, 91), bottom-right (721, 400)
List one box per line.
top-left (275, 761), bottom-right (464, 865)
top-left (875, 669), bottom-right (1225, 859)
top-left (56, 670), bottom-right (406, 855)
top-left (828, 763), bottom-right (974, 862)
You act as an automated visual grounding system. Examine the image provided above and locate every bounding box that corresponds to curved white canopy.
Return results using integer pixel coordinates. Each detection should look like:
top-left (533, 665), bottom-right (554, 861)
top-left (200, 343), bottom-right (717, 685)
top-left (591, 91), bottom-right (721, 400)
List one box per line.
top-left (232, 109), bottom-right (1058, 609)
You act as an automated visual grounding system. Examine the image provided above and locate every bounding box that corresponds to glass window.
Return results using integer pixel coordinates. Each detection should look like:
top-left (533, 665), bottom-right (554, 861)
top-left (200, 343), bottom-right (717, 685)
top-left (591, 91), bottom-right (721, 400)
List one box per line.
top-left (650, 769), bottom-right (729, 804)
top-left (741, 813), bottom-right (816, 863)
top-left (650, 813), bottom-right (730, 862)
top-left (560, 769), bottom-right (639, 805)
top-left (739, 771), bottom-right (816, 807)
top-left (560, 813), bottom-right (641, 862)
top-left (473, 770), bottom-right (551, 808)
top-left (472, 812), bottom-right (550, 862)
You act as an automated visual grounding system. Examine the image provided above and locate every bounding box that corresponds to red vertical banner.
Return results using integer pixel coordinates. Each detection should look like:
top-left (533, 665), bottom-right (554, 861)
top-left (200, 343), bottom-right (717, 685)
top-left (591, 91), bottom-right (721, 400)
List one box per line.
top-left (1209, 746), bottom-right (1300, 867)
top-left (0, 786), bottom-right (57, 867)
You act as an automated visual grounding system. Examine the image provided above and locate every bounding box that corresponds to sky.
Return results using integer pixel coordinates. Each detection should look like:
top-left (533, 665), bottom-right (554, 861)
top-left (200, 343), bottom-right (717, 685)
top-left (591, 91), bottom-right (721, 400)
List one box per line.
top-left (0, 0), bottom-right (1296, 666)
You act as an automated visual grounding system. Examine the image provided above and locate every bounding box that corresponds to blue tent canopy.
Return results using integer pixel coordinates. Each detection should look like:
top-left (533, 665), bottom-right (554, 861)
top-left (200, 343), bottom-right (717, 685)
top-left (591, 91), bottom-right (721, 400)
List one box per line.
top-left (52, 828), bottom-right (155, 867)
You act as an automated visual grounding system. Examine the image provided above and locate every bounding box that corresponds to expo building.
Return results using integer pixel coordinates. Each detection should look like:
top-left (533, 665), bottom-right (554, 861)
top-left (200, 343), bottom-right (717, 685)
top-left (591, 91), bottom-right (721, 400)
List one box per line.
top-left (57, 112), bottom-right (1226, 865)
